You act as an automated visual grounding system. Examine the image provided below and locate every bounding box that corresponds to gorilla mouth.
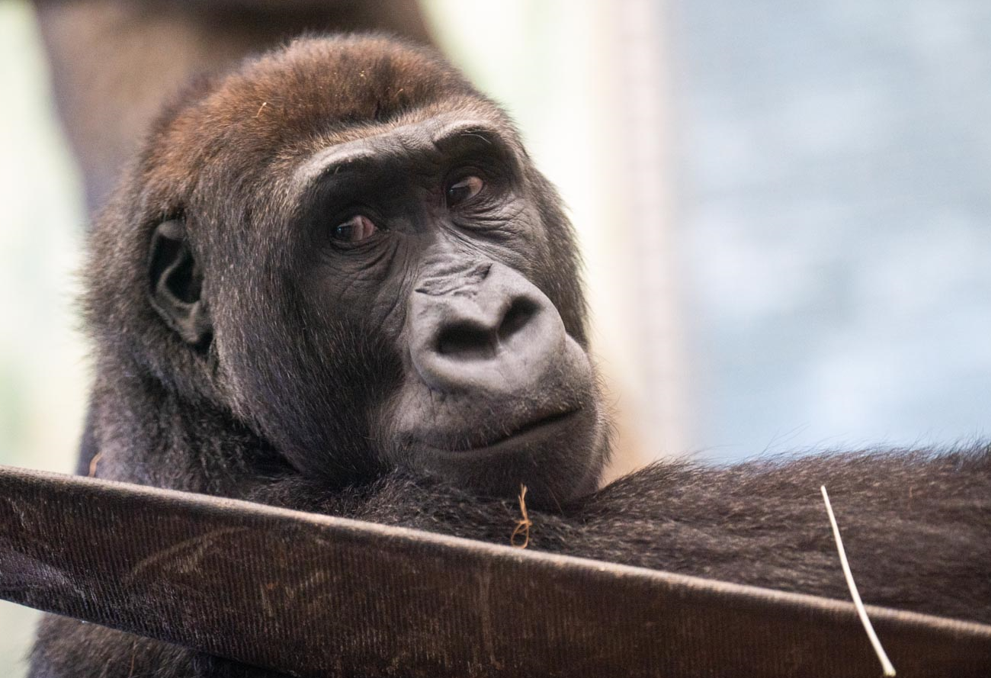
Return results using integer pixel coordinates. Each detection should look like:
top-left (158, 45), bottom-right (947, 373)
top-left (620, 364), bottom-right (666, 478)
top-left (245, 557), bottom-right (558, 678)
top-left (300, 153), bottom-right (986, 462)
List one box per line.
top-left (448, 407), bottom-right (583, 454)
top-left (400, 401), bottom-right (597, 500)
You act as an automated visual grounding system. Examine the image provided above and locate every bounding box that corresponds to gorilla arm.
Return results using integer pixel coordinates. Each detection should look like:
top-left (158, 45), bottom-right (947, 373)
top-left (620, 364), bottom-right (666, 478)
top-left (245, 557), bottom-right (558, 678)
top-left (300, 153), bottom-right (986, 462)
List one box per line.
top-left (256, 446), bottom-right (991, 626)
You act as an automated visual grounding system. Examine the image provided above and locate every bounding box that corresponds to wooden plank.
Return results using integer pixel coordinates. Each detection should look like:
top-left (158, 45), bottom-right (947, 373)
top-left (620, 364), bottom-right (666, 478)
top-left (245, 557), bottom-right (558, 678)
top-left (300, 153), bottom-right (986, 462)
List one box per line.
top-left (0, 465), bottom-right (988, 677)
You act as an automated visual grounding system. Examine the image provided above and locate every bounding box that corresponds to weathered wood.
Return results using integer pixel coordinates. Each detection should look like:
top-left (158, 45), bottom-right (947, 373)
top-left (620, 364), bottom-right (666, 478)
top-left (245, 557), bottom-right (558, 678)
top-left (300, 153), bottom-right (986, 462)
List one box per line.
top-left (0, 465), bottom-right (988, 677)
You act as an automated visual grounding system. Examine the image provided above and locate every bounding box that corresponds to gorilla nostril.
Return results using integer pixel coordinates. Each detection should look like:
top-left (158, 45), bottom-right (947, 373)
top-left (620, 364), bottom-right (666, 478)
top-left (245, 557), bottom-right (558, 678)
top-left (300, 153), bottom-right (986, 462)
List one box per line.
top-left (498, 297), bottom-right (538, 343)
top-left (436, 322), bottom-right (497, 360)
top-left (435, 298), bottom-right (539, 362)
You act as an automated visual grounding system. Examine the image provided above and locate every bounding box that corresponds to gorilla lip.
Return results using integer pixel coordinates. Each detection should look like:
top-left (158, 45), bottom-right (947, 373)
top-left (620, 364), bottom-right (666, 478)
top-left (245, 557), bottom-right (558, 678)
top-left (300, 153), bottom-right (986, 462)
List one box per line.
top-left (441, 407), bottom-right (582, 455)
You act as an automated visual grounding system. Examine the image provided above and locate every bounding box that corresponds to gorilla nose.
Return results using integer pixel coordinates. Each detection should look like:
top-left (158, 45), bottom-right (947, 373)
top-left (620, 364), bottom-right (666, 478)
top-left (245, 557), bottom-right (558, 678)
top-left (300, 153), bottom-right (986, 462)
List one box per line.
top-left (435, 296), bottom-right (538, 360)
top-left (409, 262), bottom-right (565, 395)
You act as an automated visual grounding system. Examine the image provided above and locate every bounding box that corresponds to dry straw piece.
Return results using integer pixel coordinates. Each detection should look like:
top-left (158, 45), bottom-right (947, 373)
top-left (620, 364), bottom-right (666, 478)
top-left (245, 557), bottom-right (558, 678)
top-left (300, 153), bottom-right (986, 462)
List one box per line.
top-left (821, 484), bottom-right (896, 677)
top-left (511, 484), bottom-right (532, 549)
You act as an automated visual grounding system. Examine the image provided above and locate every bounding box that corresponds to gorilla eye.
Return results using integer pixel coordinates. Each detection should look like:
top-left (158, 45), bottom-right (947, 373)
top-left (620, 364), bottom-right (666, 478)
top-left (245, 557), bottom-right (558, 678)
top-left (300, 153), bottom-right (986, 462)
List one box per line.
top-left (446, 175), bottom-right (484, 207)
top-left (331, 214), bottom-right (378, 243)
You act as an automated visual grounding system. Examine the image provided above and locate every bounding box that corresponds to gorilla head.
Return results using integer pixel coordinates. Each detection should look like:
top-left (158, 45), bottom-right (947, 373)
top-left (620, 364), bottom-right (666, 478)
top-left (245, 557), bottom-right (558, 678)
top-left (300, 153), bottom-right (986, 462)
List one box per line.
top-left (85, 35), bottom-right (609, 504)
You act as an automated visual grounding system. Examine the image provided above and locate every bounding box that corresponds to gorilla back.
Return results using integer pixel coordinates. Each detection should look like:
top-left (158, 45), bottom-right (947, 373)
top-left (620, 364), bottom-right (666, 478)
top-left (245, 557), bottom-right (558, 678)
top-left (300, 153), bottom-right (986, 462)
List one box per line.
top-left (30, 35), bottom-right (991, 678)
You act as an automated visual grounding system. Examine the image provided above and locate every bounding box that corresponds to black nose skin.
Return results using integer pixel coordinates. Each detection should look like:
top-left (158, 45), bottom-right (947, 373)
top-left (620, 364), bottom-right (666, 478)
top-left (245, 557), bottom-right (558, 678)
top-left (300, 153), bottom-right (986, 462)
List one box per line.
top-left (408, 262), bottom-right (566, 396)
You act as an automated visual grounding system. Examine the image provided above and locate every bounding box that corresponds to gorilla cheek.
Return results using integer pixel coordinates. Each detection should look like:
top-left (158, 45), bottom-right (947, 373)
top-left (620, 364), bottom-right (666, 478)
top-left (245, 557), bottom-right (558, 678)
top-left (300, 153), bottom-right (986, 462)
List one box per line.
top-left (213, 305), bottom-right (387, 481)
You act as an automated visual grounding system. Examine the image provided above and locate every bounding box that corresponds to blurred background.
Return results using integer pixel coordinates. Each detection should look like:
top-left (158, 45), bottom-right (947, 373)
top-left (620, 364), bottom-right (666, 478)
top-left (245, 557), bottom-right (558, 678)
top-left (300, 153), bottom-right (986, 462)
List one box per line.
top-left (1, 0), bottom-right (990, 674)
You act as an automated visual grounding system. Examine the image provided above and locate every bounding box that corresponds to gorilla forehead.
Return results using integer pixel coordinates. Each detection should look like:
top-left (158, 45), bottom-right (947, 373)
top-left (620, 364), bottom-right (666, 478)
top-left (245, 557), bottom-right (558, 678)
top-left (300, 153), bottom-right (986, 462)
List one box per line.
top-left (293, 115), bottom-right (515, 190)
top-left (140, 36), bottom-right (525, 261)
top-left (150, 35), bottom-right (508, 190)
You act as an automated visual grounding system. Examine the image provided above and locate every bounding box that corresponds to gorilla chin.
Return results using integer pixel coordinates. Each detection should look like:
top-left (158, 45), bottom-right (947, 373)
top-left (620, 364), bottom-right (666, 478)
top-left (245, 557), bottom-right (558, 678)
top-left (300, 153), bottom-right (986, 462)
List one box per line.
top-left (395, 398), bottom-right (608, 504)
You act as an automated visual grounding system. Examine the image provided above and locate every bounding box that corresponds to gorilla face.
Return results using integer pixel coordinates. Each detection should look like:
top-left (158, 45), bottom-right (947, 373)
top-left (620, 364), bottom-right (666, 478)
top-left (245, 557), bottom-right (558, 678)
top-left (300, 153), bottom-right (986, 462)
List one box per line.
top-left (127, 37), bottom-right (609, 504)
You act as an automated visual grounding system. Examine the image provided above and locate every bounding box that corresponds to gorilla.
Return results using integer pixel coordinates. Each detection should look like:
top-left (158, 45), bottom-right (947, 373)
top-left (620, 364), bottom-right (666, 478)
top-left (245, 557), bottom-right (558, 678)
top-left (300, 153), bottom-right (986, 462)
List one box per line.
top-left (29, 35), bottom-right (991, 677)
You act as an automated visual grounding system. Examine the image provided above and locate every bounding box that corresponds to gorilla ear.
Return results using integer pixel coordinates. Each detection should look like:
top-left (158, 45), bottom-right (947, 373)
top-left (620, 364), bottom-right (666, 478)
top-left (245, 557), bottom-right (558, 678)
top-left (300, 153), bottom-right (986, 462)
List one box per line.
top-left (148, 219), bottom-right (212, 347)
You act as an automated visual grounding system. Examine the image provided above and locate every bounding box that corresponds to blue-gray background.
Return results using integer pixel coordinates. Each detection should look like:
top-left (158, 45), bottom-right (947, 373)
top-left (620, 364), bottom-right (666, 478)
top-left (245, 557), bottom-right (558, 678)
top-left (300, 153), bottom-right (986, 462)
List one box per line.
top-left (672, 0), bottom-right (991, 459)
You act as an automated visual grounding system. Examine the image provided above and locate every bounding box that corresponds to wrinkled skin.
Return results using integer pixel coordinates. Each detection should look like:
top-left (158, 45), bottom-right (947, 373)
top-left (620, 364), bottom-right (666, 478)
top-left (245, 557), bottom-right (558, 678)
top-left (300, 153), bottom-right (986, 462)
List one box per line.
top-left (30, 36), bottom-right (991, 678)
